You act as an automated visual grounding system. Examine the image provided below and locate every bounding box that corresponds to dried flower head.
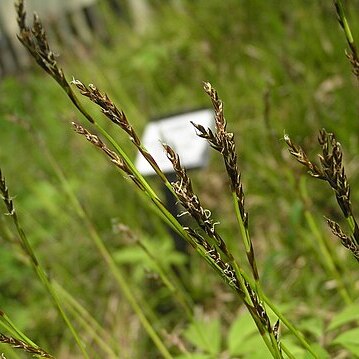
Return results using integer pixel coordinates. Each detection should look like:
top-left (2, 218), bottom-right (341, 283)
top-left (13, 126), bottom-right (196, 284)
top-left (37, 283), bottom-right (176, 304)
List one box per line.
top-left (16, 0), bottom-right (65, 84)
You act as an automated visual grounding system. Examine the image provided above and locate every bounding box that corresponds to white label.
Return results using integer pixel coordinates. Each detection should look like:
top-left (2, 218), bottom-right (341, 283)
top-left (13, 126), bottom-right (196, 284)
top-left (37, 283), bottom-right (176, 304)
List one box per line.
top-left (135, 109), bottom-right (214, 175)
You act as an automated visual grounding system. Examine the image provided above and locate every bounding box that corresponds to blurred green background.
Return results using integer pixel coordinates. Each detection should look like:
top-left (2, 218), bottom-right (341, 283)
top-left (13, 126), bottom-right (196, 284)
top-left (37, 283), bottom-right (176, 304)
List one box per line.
top-left (1, 0), bottom-right (359, 358)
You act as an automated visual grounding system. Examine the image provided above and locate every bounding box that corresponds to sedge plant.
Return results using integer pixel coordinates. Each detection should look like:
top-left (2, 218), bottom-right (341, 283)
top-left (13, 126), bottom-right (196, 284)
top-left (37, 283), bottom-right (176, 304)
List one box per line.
top-left (11, 1), bottom-right (320, 357)
top-left (285, 0), bottom-right (359, 265)
top-left (2, 0), bottom-right (359, 357)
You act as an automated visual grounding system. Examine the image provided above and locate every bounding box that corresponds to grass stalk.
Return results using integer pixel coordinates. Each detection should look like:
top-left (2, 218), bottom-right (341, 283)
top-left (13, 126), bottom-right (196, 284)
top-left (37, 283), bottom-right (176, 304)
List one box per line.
top-left (25, 118), bottom-right (172, 356)
top-left (0, 169), bottom-right (89, 358)
top-left (0, 312), bottom-right (38, 349)
top-left (73, 121), bottom-right (286, 357)
top-left (0, 332), bottom-right (53, 359)
top-left (304, 210), bottom-right (352, 303)
top-left (35, 47), bottom-right (286, 351)
top-left (14, 3), bottom-right (178, 355)
top-left (136, 239), bottom-right (234, 356)
top-left (44, 150), bottom-right (173, 359)
top-left (12, 1), bottom-right (327, 357)
top-left (253, 282), bottom-right (320, 359)
top-left (53, 282), bottom-right (120, 358)
top-left (334, 0), bottom-right (359, 80)
top-left (193, 82), bottom-right (286, 357)
top-left (285, 130), bottom-right (359, 262)
top-left (298, 176), bottom-right (352, 303)
top-left (136, 239), bottom-right (194, 318)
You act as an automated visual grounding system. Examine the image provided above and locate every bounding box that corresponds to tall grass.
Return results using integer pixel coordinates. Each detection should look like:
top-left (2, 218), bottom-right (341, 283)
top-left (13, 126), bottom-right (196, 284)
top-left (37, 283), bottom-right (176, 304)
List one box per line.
top-left (1, 0), bottom-right (359, 358)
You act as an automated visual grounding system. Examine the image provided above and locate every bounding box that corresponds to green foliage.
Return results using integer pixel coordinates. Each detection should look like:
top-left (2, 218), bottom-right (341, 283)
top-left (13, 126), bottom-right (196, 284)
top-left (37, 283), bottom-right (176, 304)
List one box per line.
top-left (177, 309), bottom-right (333, 359)
top-left (228, 311), bottom-right (269, 357)
top-left (113, 235), bottom-right (186, 282)
top-left (1, 0), bottom-right (359, 358)
top-left (332, 328), bottom-right (359, 357)
top-left (183, 317), bottom-right (222, 356)
top-left (328, 303), bottom-right (359, 357)
top-left (328, 303), bottom-right (359, 331)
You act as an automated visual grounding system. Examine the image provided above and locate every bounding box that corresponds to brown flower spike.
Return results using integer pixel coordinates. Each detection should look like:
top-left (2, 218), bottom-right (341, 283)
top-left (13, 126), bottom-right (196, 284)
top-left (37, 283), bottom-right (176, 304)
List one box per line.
top-left (285, 129), bottom-right (359, 261)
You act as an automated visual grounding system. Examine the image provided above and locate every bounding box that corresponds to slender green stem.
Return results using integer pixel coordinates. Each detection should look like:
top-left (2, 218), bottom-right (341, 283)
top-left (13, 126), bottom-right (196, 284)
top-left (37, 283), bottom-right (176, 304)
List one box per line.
top-left (335, 0), bottom-right (355, 45)
top-left (136, 239), bottom-right (237, 358)
top-left (47, 78), bottom-right (261, 355)
top-left (85, 217), bottom-right (173, 358)
top-left (72, 93), bottom-right (285, 357)
top-left (0, 182), bottom-right (89, 358)
top-left (334, 0), bottom-right (359, 81)
top-left (305, 211), bottom-right (352, 304)
top-left (263, 296), bottom-right (318, 359)
top-left (53, 282), bottom-right (120, 358)
top-left (236, 234), bottom-right (317, 359)
top-left (136, 240), bottom-right (194, 318)
top-left (281, 343), bottom-right (296, 359)
top-left (46, 152), bottom-right (173, 359)
top-left (232, 193), bottom-right (256, 278)
top-left (0, 312), bottom-right (38, 348)
top-left (300, 177), bottom-right (352, 304)
top-left (246, 307), bottom-right (277, 358)
top-left (33, 268), bottom-right (88, 358)
top-left (25, 127), bottom-right (171, 358)
top-left (346, 215), bottom-right (358, 242)
top-left (232, 193), bottom-right (284, 358)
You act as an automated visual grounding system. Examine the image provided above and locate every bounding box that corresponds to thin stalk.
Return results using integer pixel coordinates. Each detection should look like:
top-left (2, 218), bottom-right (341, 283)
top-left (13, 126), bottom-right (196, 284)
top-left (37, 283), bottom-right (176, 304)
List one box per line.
top-left (2, 215), bottom-right (114, 356)
top-left (334, 0), bottom-right (359, 80)
top-left (48, 162), bottom-right (172, 359)
top-left (75, 117), bottom-right (285, 357)
top-left (264, 297), bottom-right (318, 359)
top-left (136, 239), bottom-right (194, 318)
top-left (305, 211), bottom-right (352, 304)
top-left (0, 170), bottom-right (89, 358)
top-left (0, 312), bottom-right (38, 348)
top-left (244, 306), bottom-right (278, 358)
top-left (136, 239), bottom-right (239, 358)
top-left (31, 118), bottom-right (176, 357)
top-left (335, 0), bottom-right (355, 45)
top-left (53, 282), bottom-right (120, 358)
top-left (2, 150), bottom-right (118, 356)
top-left (86, 221), bottom-right (173, 359)
top-left (229, 255), bottom-right (283, 358)
top-left (299, 173), bottom-right (352, 303)
top-left (240, 270), bottom-right (319, 359)
top-left (346, 215), bottom-right (359, 244)
top-left (229, 147), bottom-right (282, 356)
top-left (281, 344), bottom-right (296, 359)
top-left (32, 267), bottom-right (88, 358)
top-left (232, 192), bottom-right (262, 294)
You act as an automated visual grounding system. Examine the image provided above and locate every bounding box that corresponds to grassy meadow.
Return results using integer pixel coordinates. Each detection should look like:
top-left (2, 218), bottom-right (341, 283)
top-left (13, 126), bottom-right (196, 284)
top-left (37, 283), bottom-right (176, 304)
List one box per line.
top-left (1, 0), bottom-right (359, 358)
